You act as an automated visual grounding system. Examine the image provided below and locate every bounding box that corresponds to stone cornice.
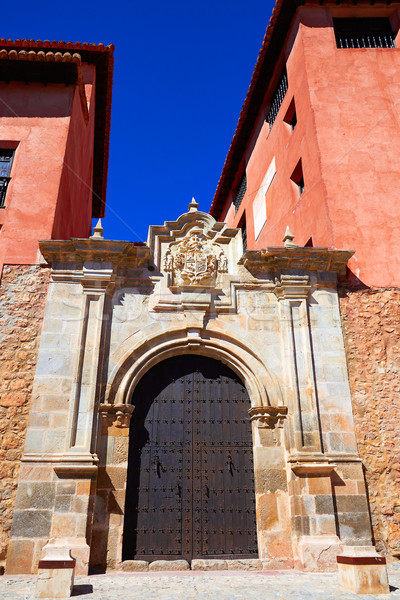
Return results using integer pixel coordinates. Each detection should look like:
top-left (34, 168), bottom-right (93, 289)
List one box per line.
top-left (239, 247), bottom-right (354, 274)
top-left (39, 238), bottom-right (151, 269)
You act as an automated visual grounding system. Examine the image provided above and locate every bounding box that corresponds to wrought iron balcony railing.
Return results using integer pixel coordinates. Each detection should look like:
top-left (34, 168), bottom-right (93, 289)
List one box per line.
top-left (266, 69), bottom-right (288, 128)
top-left (334, 18), bottom-right (396, 49)
top-left (0, 176), bottom-right (11, 207)
top-left (337, 35), bottom-right (395, 49)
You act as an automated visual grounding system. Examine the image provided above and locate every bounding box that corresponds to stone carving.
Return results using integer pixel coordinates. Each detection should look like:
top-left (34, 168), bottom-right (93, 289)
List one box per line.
top-left (248, 406), bottom-right (288, 429)
top-left (99, 403), bottom-right (134, 429)
top-left (164, 249), bottom-right (173, 271)
top-left (165, 228), bottom-right (228, 287)
top-left (217, 251), bottom-right (228, 272)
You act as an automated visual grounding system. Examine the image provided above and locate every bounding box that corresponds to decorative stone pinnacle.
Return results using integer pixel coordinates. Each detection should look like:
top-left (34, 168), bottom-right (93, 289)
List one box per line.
top-left (283, 226), bottom-right (298, 248)
top-left (189, 197), bottom-right (199, 212)
top-left (91, 218), bottom-right (104, 239)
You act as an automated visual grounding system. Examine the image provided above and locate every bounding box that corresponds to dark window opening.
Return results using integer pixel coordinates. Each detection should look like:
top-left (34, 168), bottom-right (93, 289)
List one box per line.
top-left (240, 217), bottom-right (247, 252)
top-left (291, 159), bottom-right (304, 197)
top-left (283, 98), bottom-right (297, 131)
top-left (266, 68), bottom-right (288, 128)
top-left (304, 237), bottom-right (313, 247)
top-left (0, 149), bottom-right (14, 207)
top-left (333, 18), bottom-right (396, 49)
top-left (234, 172), bottom-right (247, 212)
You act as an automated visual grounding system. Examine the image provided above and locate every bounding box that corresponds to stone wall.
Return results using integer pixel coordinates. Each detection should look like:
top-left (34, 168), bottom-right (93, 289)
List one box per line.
top-left (339, 286), bottom-right (400, 559)
top-left (0, 265), bottom-right (50, 569)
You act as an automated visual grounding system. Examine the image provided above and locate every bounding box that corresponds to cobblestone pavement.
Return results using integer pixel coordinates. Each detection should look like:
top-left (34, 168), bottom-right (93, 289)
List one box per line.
top-left (1, 569), bottom-right (400, 600)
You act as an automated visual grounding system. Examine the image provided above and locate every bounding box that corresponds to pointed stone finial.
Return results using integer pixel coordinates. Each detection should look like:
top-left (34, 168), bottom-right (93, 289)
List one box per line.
top-left (189, 197), bottom-right (199, 212)
top-left (91, 218), bottom-right (104, 240)
top-left (283, 226), bottom-right (298, 248)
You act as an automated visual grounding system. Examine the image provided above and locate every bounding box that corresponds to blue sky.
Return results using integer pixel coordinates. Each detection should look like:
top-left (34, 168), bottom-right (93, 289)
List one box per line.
top-left (3, 0), bottom-right (275, 242)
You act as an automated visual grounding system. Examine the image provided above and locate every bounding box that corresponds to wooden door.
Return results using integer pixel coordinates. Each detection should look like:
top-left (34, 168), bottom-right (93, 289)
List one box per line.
top-left (122, 355), bottom-right (258, 561)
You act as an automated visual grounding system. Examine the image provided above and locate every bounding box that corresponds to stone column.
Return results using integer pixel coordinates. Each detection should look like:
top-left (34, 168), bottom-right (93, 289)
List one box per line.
top-left (6, 264), bottom-right (114, 575)
top-left (274, 273), bottom-right (341, 570)
top-left (90, 404), bottom-right (134, 571)
top-left (249, 407), bottom-right (294, 569)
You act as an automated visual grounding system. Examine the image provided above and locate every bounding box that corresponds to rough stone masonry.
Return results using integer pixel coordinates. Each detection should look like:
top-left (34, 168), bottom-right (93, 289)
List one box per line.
top-left (339, 286), bottom-right (400, 559)
top-left (0, 265), bottom-right (50, 570)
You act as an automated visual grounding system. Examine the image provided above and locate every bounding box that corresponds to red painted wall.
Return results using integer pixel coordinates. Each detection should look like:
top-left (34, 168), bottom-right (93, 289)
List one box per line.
top-left (0, 66), bottom-right (96, 269)
top-left (218, 7), bottom-right (400, 287)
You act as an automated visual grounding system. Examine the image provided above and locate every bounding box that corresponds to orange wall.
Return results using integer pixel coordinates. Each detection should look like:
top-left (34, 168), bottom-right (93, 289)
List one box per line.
top-left (220, 6), bottom-right (400, 287)
top-left (52, 65), bottom-right (96, 240)
top-left (0, 67), bottom-right (96, 269)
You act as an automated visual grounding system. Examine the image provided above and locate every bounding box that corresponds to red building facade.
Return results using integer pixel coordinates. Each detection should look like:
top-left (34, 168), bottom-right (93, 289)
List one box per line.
top-left (211, 3), bottom-right (400, 288)
top-left (211, 0), bottom-right (400, 558)
top-left (0, 40), bottom-right (113, 569)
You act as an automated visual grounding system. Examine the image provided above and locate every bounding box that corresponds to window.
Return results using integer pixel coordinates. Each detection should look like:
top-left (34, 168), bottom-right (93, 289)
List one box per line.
top-left (266, 68), bottom-right (288, 128)
top-left (283, 98), bottom-right (297, 131)
top-left (234, 172), bottom-right (247, 212)
top-left (291, 159), bottom-right (304, 197)
top-left (333, 18), bottom-right (396, 49)
top-left (240, 216), bottom-right (247, 252)
top-left (253, 157), bottom-right (276, 239)
top-left (0, 149), bottom-right (14, 207)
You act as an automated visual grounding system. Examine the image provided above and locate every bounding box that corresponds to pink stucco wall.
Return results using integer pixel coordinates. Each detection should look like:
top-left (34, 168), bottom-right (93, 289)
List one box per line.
top-left (218, 7), bottom-right (400, 287)
top-left (0, 65), bottom-right (96, 268)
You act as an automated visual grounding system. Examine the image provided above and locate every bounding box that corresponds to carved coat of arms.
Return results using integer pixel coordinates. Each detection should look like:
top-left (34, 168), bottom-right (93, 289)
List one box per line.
top-left (163, 229), bottom-right (228, 287)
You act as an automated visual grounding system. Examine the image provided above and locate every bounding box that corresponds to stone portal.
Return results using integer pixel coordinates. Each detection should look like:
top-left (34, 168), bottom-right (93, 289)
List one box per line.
top-left (7, 202), bottom-right (377, 574)
top-left (122, 355), bottom-right (258, 561)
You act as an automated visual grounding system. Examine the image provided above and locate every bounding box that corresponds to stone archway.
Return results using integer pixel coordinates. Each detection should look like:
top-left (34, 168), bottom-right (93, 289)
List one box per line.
top-left (122, 354), bottom-right (258, 562)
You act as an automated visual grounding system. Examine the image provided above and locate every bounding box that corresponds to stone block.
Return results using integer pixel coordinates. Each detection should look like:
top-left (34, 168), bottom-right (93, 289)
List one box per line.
top-left (255, 468), bottom-right (287, 494)
top-left (292, 515), bottom-right (310, 536)
top-left (113, 437), bottom-right (129, 464)
top-left (191, 559), bottom-right (227, 570)
top-left (338, 555), bottom-right (389, 594)
top-left (257, 493), bottom-right (279, 531)
top-left (76, 480), bottom-right (92, 495)
top-left (56, 482), bottom-right (76, 495)
top-left (336, 495), bottom-right (369, 514)
top-left (338, 511), bottom-right (372, 543)
top-left (226, 559), bottom-right (262, 570)
top-left (120, 560), bottom-right (149, 572)
top-left (72, 495), bottom-right (88, 514)
top-left (43, 431), bottom-right (67, 454)
top-left (149, 559), bottom-right (190, 571)
top-left (97, 466), bottom-right (127, 490)
top-left (24, 429), bottom-right (45, 453)
top-left (298, 535), bottom-right (342, 572)
top-left (35, 546), bottom-right (75, 599)
top-left (51, 514), bottom-right (78, 537)
top-left (314, 494), bottom-right (335, 515)
top-left (11, 510), bottom-right (52, 538)
top-left (307, 475), bottom-right (332, 496)
top-left (54, 495), bottom-right (72, 513)
top-left (15, 482), bottom-right (56, 510)
top-left (5, 538), bottom-right (35, 574)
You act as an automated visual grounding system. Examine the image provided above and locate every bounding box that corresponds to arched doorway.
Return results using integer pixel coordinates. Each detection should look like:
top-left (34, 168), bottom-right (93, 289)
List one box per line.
top-left (122, 354), bottom-right (258, 562)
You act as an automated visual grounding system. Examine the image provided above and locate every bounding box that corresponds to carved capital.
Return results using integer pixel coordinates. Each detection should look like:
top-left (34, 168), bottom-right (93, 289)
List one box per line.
top-left (248, 406), bottom-right (288, 429)
top-left (273, 274), bottom-right (310, 300)
top-left (99, 403), bottom-right (134, 429)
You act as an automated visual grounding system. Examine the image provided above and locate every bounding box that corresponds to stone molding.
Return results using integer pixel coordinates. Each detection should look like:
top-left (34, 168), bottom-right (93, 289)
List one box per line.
top-left (108, 325), bottom-right (284, 410)
top-left (99, 403), bottom-right (134, 429)
top-left (248, 406), bottom-right (288, 428)
top-left (39, 238), bottom-right (151, 270)
top-left (239, 247), bottom-right (354, 275)
top-left (21, 452), bottom-right (99, 464)
top-left (273, 274), bottom-right (311, 300)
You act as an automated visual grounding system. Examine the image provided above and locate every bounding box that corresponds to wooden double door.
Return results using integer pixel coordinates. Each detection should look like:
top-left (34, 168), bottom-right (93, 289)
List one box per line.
top-left (122, 355), bottom-right (258, 561)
